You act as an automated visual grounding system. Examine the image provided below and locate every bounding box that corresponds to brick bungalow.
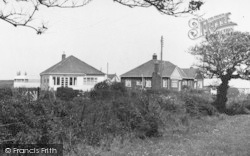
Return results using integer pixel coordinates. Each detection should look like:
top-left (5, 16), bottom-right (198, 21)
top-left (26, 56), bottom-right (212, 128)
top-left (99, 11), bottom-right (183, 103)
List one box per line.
top-left (120, 54), bottom-right (203, 91)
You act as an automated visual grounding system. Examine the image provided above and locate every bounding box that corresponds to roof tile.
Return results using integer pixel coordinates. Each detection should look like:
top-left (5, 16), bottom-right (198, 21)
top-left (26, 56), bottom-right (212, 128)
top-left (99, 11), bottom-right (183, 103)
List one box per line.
top-left (40, 55), bottom-right (105, 75)
top-left (121, 60), bottom-right (177, 77)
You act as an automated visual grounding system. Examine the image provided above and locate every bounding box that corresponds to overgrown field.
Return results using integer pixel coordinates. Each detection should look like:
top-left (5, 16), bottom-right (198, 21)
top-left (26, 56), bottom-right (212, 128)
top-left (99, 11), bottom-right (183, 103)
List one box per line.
top-left (91, 115), bottom-right (250, 156)
top-left (0, 82), bottom-right (250, 156)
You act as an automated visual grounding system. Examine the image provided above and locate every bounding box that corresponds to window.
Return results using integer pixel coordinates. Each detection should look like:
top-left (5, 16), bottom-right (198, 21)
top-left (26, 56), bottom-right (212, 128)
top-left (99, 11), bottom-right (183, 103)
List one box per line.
top-left (87, 78), bottom-right (91, 84)
top-left (163, 79), bottom-right (168, 88)
top-left (83, 77), bottom-right (87, 84)
top-left (182, 80), bottom-right (187, 86)
top-left (83, 77), bottom-right (97, 85)
top-left (53, 77), bottom-right (56, 85)
top-left (136, 80), bottom-right (142, 86)
top-left (57, 77), bottom-right (60, 85)
top-left (74, 77), bottom-right (77, 85)
top-left (69, 77), bottom-right (73, 85)
top-left (145, 80), bottom-right (151, 87)
top-left (65, 77), bottom-right (68, 87)
top-left (61, 77), bottom-right (64, 87)
top-left (125, 80), bottom-right (131, 87)
top-left (171, 80), bottom-right (178, 88)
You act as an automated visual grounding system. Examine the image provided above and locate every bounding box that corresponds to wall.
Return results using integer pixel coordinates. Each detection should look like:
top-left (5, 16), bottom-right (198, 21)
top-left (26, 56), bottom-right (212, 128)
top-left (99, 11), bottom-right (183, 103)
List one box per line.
top-left (121, 77), bottom-right (152, 90)
top-left (14, 79), bottom-right (40, 88)
top-left (122, 76), bottom-right (199, 91)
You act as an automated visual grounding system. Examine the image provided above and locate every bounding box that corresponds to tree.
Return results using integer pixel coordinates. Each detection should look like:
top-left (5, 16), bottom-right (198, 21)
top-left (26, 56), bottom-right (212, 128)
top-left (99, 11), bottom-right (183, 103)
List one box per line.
top-left (114, 0), bottom-right (203, 15)
top-left (0, 0), bottom-right (203, 34)
top-left (189, 31), bottom-right (250, 113)
top-left (0, 0), bottom-right (92, 34)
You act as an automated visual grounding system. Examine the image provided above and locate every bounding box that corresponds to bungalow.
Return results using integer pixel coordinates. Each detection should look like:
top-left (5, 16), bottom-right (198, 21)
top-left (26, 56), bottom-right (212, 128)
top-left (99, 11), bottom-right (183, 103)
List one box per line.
top-left (14, 72), bottom-right (40, 88)
top-left (120, 54), bottom-right (203, 91)
top-left (107, 74), bottom-right (120, 83)
top-left (40, 54), bottom-right (106, 91)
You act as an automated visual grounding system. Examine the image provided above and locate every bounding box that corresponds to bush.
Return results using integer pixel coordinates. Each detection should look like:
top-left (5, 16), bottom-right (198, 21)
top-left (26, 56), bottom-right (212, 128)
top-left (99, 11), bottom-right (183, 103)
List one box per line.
top-left (227, 87), bottom-right (240, 98)
top-left (112, 95), bottom-right (161, 139)
top-left (0, 98), bottom-right (57, 144)
top-left (110, 82), bottom-right (128, 97)
top-left (90, 81), bottom-right (128, 100)
top-left (1, 84), bottom-right (222, 154)
top-left (56, 87), bottom-right (78, 101)
top-left (0, 88), bottom-right (12, 99)
top-left (180, 92), bottom-right (217, 116)
top-left (226, 97), bottom-right (250, 115)
top-left (94, 81), bottom-right (110, 90)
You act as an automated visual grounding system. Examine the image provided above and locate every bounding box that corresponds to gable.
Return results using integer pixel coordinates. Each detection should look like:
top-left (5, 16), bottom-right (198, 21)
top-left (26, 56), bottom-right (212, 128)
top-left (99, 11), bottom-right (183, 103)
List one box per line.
top-left (170, 67), bottom-right (183, 80)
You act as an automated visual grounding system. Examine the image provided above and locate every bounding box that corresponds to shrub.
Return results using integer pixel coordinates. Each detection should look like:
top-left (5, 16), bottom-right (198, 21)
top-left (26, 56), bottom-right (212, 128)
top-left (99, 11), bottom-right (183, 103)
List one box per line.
top-left (56, 87), bottom-right (78, 101)
top-left (0, 98), bottom-right (56, 144)
top-left (226, 97), bottom-right (250, 115)
top-left (38, 90), bottom-right (56, 101)
top-left (157, 94), bottom-right (185, 113)
top-left (227, 87), bottom-right (240, 98)
top-left (0, 88), bottom-right (12, 99)
top-left (90, 81), bottom-right (128, 100)
top-left (180, 92), bottom-right (217, 116)
top-left (182, 85), bottom-right (191, 90)
top-left (94, 80), bottom-right (110, 90)
top-left (110, 82), bottom-right (128, 97)
top-left (112, 94), bottom-right (161, 139)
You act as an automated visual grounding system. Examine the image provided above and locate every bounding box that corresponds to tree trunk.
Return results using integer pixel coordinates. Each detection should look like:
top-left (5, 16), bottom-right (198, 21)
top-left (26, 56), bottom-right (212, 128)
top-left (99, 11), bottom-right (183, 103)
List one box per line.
top-left (214, 78), bottom-right (230, 113)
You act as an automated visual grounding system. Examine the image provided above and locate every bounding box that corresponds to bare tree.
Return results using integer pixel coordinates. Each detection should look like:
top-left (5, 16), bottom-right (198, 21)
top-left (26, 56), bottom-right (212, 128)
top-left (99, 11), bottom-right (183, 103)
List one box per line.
top-left (114, 0), bottom-right (203, 16)
top-left (189, 31), bottom-right (250, 113)
top-left (0, 0), bottom-right (203, 34)
top-left (0, 0), bottom-right (92, 34)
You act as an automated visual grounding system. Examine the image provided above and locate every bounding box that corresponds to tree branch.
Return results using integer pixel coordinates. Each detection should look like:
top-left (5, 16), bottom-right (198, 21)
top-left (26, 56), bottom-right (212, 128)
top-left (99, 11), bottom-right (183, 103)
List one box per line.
top-left (0, 0), bottom-right (92, 34)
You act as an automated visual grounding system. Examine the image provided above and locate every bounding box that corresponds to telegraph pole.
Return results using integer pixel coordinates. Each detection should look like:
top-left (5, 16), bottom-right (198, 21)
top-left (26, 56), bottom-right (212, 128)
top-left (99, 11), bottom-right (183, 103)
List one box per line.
top-left (160, 36), bottom-right (164, 88)
top-left (107, 62), bottom-right (109, 77)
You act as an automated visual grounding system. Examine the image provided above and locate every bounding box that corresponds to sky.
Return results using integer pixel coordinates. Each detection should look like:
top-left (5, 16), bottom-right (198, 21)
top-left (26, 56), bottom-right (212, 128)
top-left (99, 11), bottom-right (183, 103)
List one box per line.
top-left (0, 0), bottom-right (250, 82)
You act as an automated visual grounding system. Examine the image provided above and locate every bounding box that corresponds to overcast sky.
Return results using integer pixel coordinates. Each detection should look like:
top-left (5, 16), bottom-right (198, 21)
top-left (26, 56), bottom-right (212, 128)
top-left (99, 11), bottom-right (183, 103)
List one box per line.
top-left (0, 0), bottom-right (250, 80)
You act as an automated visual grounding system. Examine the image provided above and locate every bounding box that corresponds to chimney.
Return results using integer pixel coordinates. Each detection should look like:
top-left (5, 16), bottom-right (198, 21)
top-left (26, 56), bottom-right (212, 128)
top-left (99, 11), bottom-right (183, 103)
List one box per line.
top-left (152, 53), bottom-right (157, 60)
top-left (152, 61), bottom-right (161, 90)
top-left (62, 53), bottom-right (66, 61)
top-left (154, 61), bottom-right (159, 74)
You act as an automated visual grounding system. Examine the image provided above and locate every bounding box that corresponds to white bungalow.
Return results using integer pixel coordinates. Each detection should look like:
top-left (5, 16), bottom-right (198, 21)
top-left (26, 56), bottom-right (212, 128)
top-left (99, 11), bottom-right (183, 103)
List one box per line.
top-left (40, 54), bottom-right (106, 91)
top-left (14, 72), bottom-right (40, 88)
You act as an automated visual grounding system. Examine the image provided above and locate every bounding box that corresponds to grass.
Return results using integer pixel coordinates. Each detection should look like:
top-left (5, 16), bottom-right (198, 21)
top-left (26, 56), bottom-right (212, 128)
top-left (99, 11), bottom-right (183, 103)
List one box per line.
top-left (71, 114), bottom-right (250, 156)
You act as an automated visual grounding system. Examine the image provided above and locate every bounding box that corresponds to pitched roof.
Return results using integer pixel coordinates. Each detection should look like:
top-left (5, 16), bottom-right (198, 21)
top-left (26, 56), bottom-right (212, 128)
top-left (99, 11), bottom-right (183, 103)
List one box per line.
top-left (182, 68), bottom-right (203, 79)
top-left (107, 74), bottom-right (117, 79)
top-left (121, 59), bottom-right (178, 78)
top-left (40, 55), bottom-right (105, 75)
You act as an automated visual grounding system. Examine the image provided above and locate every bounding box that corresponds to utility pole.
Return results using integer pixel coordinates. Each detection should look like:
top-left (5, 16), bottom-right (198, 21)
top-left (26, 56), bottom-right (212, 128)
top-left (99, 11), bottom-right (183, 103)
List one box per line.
top-left (160, 36), bottom-right (164, 88)
top-left (107, 62), bottom-right (109, 77)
